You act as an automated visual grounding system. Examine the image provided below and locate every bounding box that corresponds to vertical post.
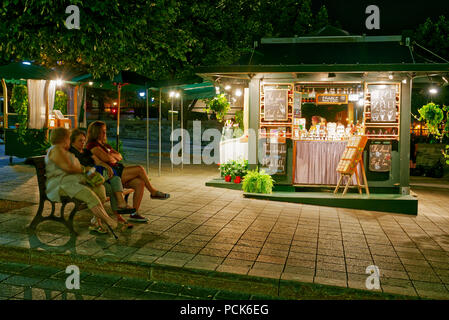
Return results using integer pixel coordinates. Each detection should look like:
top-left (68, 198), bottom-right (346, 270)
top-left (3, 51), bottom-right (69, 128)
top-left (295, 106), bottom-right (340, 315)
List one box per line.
top-left (400, 77), bottom-right (411, 194)
top-left (44, 80), bottom-right (50, 139)
top-left (116, 84), bottom-right (121, 150)
top-left (181, 92), bottom-right (183, 171)
top-left (248, 79), bottom-right (260, 170)
top-left (2, 79), bottom-right (8, 129)
top-left (159, 88), bottom-right (162, 176)
top-left (171, 94), bottom-right (174, 173)
top-left (146, 88), bottom-right (150, 174)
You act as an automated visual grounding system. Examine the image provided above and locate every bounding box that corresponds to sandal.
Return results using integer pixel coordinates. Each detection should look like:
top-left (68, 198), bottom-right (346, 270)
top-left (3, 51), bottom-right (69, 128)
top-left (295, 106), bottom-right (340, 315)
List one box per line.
top-left (117, 215), bottom-right (134, 229)
top-left (89, 224), bottom-right (108, 234)
top-left (151, 191), bottom-right (170, 200)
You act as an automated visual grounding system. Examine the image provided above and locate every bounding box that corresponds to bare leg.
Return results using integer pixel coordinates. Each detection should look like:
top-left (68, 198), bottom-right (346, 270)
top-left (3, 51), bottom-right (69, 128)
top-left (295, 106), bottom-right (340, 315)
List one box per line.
top-left (124, 177), bottom-right (145, 211)
top-left (114, 191), bottom-right (128, 208)
top-left (121, 166), bottom-right (158, 196)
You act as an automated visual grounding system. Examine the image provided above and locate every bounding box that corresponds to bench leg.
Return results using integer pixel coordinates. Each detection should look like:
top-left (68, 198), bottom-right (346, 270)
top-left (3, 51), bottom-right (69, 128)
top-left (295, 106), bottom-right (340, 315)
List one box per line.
top-left (28, 198), bottom-right (46, 231)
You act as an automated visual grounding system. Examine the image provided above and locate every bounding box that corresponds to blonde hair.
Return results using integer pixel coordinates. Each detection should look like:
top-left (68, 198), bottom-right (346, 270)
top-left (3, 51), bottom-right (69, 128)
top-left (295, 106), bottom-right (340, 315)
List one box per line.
top-left (87, 121), bottom-right (106, 143)
top-left (50, 127), bottom-right (70, 145)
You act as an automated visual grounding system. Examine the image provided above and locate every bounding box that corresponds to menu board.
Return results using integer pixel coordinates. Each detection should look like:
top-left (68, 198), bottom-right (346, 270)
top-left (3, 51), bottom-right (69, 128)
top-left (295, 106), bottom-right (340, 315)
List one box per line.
top-left (368, 84), bottom-right (397, 122)
top-left (337, 135), bottom-right (368, 174)
top-left (264, 89), bottom-right (288, 121)
top-left (369, 143), bottom-right (392, 172)
top-left (293, 91), bottom-right (302, 118)
top-left (317, 94), bottom-right (348, 105)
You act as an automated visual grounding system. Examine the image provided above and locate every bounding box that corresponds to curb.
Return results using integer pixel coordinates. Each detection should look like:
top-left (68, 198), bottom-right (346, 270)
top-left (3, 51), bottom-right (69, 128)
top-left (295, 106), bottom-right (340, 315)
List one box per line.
top-left (0, 243), bottom-right (419, 300)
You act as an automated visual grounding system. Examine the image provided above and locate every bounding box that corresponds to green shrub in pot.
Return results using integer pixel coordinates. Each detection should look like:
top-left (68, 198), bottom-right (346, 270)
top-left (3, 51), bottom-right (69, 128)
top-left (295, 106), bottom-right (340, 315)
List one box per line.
top-left (242, 170), bottom-right (274, 194)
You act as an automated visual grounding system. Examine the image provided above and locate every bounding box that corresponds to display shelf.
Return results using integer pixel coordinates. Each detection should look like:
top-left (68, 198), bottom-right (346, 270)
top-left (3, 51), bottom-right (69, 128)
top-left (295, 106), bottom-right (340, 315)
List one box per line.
top-left (363, 82), bottom-right (401, 141)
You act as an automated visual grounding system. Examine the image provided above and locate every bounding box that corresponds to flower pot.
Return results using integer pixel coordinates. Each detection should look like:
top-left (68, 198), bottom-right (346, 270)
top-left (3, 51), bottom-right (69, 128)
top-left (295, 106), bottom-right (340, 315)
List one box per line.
top-left (224, 175), bottom-right (232, 182)
top-left (233, 176), bottom-right (241, 184)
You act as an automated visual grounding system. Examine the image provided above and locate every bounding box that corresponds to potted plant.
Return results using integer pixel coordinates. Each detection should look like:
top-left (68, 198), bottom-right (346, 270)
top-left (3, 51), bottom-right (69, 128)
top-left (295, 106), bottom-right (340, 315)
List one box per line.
top-left (242, 169), bottom-right (274, 194)
top-left (231, 159), bottom-right (248, 184)
top-left (204, 94), bottom-right (230, 122)
top-left (219, 161), bottom-right (232, 182)
top-left (417, 102), bottom-right (446, 136)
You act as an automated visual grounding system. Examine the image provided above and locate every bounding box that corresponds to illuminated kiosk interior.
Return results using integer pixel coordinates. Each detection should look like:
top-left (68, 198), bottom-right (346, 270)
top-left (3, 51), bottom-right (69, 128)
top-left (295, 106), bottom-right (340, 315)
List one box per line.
top-left (197, 32), bottom-right (449, 215)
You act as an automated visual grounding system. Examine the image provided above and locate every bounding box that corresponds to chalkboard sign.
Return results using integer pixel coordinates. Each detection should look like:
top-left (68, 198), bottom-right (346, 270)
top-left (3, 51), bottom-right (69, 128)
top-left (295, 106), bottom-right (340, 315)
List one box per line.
top-left (317, 94), bottom-right (348, 105)
top-left (293, 91), bottom-right (302, 118)
top-left (264, 89), bottom-right (288, 121)
top-left (369, 143), bottom-right (392, 172)
top-left (368, 84), bottom-right (397, 122)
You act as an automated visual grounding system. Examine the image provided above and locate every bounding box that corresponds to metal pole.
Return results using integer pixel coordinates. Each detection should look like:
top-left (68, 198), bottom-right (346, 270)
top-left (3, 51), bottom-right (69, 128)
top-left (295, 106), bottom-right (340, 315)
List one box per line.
top-left (171, 95), bottom-right (174, 173)
top-left (158, 88), bottom-right (161, 177)
top-left (1, 78), bottom-right (8, 135)
top-left (116, 85), bottom-right (121, 150)
top-left (146, 88), bottom-right (149, 174)
top-left (180, 96), bottom-right (184, 167)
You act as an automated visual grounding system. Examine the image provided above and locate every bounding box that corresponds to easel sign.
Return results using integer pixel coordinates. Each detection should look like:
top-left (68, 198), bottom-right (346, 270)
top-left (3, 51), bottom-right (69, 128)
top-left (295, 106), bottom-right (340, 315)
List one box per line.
top-left (334, 135), bottom-right (369, 195)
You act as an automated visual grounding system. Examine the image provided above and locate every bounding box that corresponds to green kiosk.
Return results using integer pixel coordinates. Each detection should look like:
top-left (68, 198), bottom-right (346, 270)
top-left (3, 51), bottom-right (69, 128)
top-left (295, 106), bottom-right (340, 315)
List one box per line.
top-left (198, 33), bottom-right (449, 215)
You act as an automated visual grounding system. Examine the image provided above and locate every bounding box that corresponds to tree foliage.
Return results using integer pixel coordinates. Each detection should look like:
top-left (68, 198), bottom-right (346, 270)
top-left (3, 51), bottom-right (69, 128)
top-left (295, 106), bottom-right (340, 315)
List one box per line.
top-left (413, 15), bottom-right (449, 61)
top-left (0, 0), bottom-right (329, 80)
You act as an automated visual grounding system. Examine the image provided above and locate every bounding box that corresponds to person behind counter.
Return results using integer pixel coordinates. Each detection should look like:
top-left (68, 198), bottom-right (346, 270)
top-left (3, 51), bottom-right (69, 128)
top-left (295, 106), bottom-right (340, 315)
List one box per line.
top-left (311, 116), bottom-right (320, 130)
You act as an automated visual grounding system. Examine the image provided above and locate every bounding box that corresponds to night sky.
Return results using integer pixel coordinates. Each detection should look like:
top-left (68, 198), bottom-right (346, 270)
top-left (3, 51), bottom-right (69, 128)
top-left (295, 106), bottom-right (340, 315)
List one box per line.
top-left (312, 0), bottom-right (449, 35)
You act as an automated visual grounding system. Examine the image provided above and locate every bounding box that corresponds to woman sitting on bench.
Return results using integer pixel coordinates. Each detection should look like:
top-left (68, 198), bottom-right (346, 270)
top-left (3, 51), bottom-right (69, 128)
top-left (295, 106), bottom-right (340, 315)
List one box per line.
top-left (45, 127), bottom-right (126, 237)
top-left (69, 128), bottom-right (135, 231)
top-left (86, 121), bottom-right (170, 223)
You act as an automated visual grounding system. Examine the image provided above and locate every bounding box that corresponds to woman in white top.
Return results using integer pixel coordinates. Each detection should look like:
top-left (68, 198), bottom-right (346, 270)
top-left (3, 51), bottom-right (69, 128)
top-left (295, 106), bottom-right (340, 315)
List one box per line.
top-left (45, 127), bottom-right (124, 237)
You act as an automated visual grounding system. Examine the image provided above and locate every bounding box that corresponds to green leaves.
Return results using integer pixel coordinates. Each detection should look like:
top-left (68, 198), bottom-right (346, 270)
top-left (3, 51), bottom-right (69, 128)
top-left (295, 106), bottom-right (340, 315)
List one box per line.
top-left (242, 169), bottom-right (274, 194)
top-left (204, 94), bottom-right (230, 122)
top-left (219, 159), bottom-right (248, 178)
top-left (418, 103), bottom-right (446, 136)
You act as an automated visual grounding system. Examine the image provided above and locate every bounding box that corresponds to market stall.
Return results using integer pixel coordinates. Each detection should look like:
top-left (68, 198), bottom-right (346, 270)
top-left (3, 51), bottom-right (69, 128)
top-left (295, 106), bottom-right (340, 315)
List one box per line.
top-left (197, 30), bottom-right (449, 213)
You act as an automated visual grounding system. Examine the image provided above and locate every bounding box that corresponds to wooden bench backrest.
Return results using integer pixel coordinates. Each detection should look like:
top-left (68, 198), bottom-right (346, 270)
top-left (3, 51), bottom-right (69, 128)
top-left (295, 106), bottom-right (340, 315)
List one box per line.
top-left (28, 156), bottom-right (48, 201)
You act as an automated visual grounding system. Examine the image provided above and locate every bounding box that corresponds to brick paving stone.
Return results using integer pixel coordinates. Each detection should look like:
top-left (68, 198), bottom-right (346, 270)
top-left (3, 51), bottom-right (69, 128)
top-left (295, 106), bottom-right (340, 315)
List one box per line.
top-left (314, 276), bottom-right (347, 288)
top-left (2, 276), bottom-right (43, 287)
top-left (227, 251), bottom-right (258, 261)
top-left (216, 265), bottom-right (250, 275)
top-left (0, 284), bottom-right (25, 298)
top-left (400, 258), bottom-right (431, 267)
top-left (317, 255), bottom-right (345, 265)
top-left (347, 273), bottom-right (369, 290)
top-left (153, 257), bottom-right (188, 267)
top-left (407, 272), bottom-right (442, 283)
top-left (221, 258), bottom-right (254, 268)
top-left (380, 269), bottom-right (410, 280)
top-left (315, 269), bottom-right (347, 281)
top-left (256, 254), bottom-right (286, 265)
top-left (412, 281), bottom-right (449, 299)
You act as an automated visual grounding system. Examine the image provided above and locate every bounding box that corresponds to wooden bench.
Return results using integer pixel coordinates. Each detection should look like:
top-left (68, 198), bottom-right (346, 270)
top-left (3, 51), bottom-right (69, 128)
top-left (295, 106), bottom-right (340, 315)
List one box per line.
top-left (27, 156), bottom-right (134, 236)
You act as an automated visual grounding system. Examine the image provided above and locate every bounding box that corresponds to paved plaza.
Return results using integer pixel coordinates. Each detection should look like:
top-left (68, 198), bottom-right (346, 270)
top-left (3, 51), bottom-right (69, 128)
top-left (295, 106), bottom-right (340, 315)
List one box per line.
top-left (0, 147), bottom-right (449, 299)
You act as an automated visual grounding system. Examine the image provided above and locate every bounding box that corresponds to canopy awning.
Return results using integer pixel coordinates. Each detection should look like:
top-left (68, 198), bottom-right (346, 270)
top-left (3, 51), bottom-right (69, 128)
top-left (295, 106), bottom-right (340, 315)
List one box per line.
top-left (0, 62), bottom-right (55, 81)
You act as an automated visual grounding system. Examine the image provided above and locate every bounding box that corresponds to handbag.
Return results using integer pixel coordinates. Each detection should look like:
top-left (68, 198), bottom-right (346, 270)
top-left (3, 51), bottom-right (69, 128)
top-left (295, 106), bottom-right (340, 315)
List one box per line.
top-left (85, 171), bottom-right (105, 187)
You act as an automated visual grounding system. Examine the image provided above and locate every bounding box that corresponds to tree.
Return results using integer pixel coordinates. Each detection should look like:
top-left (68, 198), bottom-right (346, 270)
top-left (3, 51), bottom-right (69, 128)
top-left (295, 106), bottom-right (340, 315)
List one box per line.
top-left (413, 15), bottom-right (449, 62)
top-left (0, 0), bottom-right (330, 81)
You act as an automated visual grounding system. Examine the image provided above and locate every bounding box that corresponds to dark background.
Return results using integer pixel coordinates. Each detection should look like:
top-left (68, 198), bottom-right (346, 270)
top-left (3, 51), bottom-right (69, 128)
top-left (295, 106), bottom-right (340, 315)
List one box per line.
top-left (312, 0), bottom-right (449, 35)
